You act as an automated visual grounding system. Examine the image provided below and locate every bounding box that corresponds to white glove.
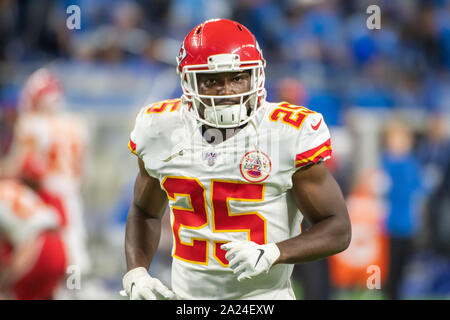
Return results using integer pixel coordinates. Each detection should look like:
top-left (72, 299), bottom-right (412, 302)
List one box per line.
top-left (120, 267), bottom-right (175, 300)
top-left (221, 241), bottom-right (280, 281)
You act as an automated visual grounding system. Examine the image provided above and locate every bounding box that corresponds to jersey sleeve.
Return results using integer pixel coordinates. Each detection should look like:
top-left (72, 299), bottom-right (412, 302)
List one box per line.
top-left (293, 112), bottom-right (332, 170)
top-left (128, 106), bottom-right (152, 159)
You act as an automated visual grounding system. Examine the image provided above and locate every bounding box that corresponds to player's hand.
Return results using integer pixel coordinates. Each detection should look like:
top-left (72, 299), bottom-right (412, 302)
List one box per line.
top-left (221, 241), bottom-right (280, 281)
top-left (120, 267), bottom-right (175, 300)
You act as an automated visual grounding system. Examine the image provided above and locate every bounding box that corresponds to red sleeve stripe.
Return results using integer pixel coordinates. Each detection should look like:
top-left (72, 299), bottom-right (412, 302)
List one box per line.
top-left (295, 148), bottom-right (332, 168)
top-left (295, 138), bottom-right (332, 168)
top-left (128, 139), bottom-right (137, 155)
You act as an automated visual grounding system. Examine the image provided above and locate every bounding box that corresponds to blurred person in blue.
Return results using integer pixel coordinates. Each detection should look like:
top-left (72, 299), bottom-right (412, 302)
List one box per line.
top-left (418, 113), bottom-right (450, 294)
top-left (415, 112), bottom-right (450, 257)
top-left (380, 117), bottom-right (424, 300)
top-left (416, 113), bottom-right (450, 194)
top-left (427, 158), bottom-right (450, 257)
top-left (232, 0), bottom-right (287, 61)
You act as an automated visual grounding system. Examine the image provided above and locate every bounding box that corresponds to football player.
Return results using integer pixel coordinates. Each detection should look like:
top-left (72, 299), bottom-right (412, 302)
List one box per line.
top-left (122, 19), bottom-right (351, 300)
top-left (10, 68), bottom-right (91, 276)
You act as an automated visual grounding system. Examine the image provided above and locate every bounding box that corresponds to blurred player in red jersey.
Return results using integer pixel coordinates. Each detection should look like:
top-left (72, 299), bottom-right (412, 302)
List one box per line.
top-left (7, 68), bottom-right (91, 277)
top-left (0, 179), bottom-right (67, 300)
top-left (0, 101), bottom-right (67, 300)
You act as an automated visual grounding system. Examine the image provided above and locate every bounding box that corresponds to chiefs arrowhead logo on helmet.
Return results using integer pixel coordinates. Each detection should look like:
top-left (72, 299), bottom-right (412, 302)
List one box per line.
top-left (176, 42), bottom-right (187, 71)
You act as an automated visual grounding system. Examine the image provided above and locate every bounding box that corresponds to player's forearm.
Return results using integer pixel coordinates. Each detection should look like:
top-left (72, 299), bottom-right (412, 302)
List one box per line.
top-left (124, 204), bottom-right (162, 271)
top-left (274, 214), bottom-right (351, 265)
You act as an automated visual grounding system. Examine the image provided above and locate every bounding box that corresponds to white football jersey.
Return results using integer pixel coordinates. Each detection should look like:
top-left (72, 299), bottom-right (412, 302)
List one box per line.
top-left (13, 112), bottom-right (88, 185)
top-left (129, 98), bottom-right (332, 300)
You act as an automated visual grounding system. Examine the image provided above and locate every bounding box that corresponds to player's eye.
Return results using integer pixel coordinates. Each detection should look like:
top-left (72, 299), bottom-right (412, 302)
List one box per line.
top-left (233, 73), bottom-right (251, 85)
top-left (232, 75), bottom-right (245, 82)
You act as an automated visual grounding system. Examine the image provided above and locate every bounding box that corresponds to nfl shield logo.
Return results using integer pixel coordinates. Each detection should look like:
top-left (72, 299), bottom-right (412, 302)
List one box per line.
top-left (203, 151), bottom-right (218, 166)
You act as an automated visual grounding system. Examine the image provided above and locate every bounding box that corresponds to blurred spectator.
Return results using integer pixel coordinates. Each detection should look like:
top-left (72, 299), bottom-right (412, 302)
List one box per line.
top-left (427, 157), bottom-right (450, 258)
top-left (1, 0), bottom-right (449, 113)
top-left (350, 57), bottom-right (396, 109)
top-left (169, 0), bottom-right (232, 39)
top-left (416, 112), bottom-right (450, 256)
top-left (307, 88), bottom-right (343, 126)
top-left (329, 169), bottom-right (388, 294)
top-left (394, 72), bottom-right (424, 110)
top-left (140, 0), bottom-right (173, 37)
top-left (233, 0), bottom-right (287, 61)
top-left (417, 112), bottom-right (450, 193)
top-left (380, 117), bottom-right (424, 299)
top-left (0, 0), bottom-right (69, 61)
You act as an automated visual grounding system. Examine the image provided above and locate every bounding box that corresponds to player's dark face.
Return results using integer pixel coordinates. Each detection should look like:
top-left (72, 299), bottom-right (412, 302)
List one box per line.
top-left (197, 71), bottom-right (251, 106)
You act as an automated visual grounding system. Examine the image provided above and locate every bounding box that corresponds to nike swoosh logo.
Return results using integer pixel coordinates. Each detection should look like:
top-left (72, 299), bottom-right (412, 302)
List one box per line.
top-left (130, 282), bottom-right (135, 296)
top-left (254, 249), bottom-right (265, 268)
top-left (311, 118), bottom-right (322, 131)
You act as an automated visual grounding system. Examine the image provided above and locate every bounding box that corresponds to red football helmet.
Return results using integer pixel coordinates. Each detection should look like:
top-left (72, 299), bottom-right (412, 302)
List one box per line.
top-left (19, 68), bottom-right (64, 113)
top-left (177, 19), bottom-right (266, 128)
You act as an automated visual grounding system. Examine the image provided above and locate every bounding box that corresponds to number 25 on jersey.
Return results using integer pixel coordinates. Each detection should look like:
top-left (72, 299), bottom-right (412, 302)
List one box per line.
top-left (161, 177), bottom-right (267, 267)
